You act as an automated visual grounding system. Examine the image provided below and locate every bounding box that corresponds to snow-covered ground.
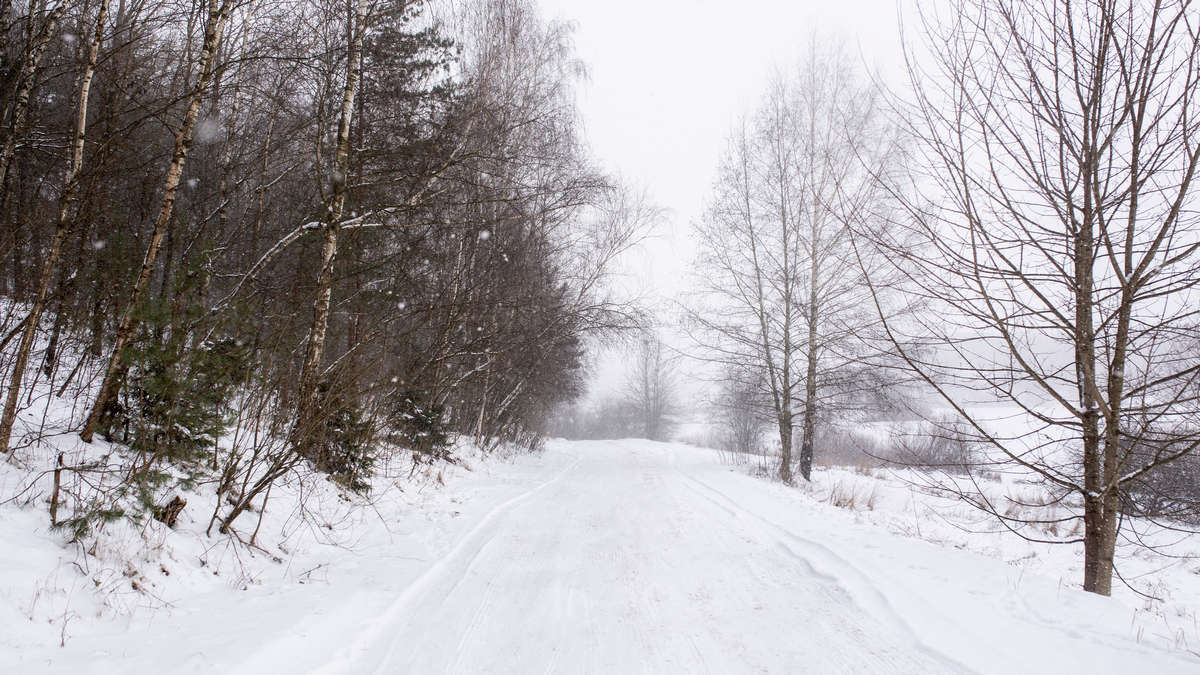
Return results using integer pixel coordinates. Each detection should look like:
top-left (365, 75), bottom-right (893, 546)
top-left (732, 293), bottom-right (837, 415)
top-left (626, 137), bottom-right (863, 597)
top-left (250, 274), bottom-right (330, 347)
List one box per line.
top-left (3, 439), bottom-right (1198, 673)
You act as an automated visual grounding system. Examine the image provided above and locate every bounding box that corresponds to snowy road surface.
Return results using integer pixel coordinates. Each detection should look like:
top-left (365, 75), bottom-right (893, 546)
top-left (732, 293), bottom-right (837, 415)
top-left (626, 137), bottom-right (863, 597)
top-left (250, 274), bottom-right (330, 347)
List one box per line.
top-left (316, 443), bottom-right (965, 674)
top-left (8, 440), bottom-right (1196, 674)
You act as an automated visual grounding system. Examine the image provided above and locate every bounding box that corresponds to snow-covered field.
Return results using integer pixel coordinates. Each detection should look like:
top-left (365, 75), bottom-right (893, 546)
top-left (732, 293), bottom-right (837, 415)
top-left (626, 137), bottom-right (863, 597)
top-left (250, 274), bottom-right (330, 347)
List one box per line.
top-left (3, 438), bottom-right (1199, 673)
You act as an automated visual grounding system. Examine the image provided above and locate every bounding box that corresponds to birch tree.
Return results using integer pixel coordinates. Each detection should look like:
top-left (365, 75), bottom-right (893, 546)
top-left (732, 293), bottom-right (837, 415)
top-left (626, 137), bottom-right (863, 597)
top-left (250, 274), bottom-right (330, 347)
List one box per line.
top-left (624, 333), bottom-right (680, 442)
top-left (687, 37), bottom-right (896, 482)
top-left (80, 0), bottom-right (234, 443)
top-left (0, 0), bottom-right (107, 453)
top-left (289, 0), bottom-right (371, 459)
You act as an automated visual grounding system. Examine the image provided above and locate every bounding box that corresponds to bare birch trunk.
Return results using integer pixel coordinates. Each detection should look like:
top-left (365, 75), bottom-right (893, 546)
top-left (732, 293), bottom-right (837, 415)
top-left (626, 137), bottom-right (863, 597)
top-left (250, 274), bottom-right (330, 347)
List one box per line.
top-left (291, 0), bottom-right (369, 456)
top-left (0, 1), bottom-right (64, 188)
top-left (776, 405), bottom-right (793, 483)
top-left (80, 0), bottom-right (233, 443)
top-left (0, 0), bottom-right (107, 453)
top-left (0, 0), bottom-right (12, 61)
top-left (799, 273), bottom-right (818, 482)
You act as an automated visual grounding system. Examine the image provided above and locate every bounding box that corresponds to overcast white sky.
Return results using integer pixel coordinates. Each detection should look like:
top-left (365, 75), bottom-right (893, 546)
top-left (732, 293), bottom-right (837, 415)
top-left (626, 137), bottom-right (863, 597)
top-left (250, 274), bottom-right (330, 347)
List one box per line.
top-left (531, 1), bottom-right (911, 401)
top-left (536, 0), bottom-right (909, 295)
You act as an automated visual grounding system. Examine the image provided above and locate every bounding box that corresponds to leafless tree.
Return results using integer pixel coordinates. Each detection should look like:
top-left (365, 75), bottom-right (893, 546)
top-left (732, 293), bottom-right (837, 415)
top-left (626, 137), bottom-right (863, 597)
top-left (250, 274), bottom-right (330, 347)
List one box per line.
top-left (686, 35), bottom-right (899, 482)
top-left (623, 333), bottom-right (680, 441)
top-left (712, 367), bottom-right (768, 458)
top-left (876, 0), bottom-right (1200, 596)
top-left (0, 0), bottom-right (108, 453)
top-left (80, 0), bottom-right (235, 443)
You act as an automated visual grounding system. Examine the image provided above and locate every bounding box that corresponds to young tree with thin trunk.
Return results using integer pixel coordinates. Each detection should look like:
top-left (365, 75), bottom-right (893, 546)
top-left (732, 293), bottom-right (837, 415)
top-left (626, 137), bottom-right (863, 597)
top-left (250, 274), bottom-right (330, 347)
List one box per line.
top-left (880, 0), bottom-right (1200, 596)
top-left (289, 0), bottom-right (370, 458)
top-left (624, 333), bottom-right (680, 442)
top-left (686, 37), bottom-right (897, 482)
top-left (0, 0), bottom-right (107, 453)
top-left (80, 0), bottom-right (234, 443)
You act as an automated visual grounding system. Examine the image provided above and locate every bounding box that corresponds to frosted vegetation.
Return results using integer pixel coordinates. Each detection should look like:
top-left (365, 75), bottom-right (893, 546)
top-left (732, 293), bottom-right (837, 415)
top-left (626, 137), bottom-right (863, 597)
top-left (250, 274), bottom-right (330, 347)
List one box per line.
top-left (0, 0), bottom-right (1199, 671)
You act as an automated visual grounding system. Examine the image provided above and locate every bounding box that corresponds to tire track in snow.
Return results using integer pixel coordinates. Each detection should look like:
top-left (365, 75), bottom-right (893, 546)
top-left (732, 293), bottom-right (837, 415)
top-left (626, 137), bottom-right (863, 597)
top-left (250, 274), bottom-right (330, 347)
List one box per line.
top-left (668, 451), bottom-right (980, 674)
top-left (304, 442), bottom-right (971, 673)
top-left (445, 531), bottom-right (521, 674)
top-left (303, 452), bottom-right (584, 675)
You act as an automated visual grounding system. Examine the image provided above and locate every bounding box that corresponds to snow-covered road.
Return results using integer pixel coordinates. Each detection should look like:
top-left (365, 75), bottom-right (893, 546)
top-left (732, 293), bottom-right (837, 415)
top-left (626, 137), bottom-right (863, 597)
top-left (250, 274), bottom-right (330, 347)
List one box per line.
top-left (8, 440), bottom-right (1196, 674)
top-left (317, 442), bottom-right (965, 674)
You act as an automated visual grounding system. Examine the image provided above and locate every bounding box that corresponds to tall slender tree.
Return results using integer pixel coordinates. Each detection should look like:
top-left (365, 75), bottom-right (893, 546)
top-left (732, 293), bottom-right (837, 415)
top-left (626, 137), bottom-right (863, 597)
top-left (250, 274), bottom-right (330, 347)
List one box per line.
top-left (686, 37), bottom-right (897, 482)
top-left (0, 0), bottom-right (108, 453)
top-left (80, 0), bottom-right (234, 443)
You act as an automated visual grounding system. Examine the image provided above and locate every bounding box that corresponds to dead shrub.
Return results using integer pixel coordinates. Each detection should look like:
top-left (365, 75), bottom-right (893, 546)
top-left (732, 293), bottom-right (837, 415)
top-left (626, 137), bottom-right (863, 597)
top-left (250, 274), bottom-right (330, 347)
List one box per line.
top-left (888, 416), bottom-right (978, 475)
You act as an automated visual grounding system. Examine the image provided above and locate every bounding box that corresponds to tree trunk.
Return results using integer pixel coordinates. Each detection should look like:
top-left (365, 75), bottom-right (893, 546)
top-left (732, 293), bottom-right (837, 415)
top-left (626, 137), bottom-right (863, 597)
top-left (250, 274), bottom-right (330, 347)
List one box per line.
top-left (777, 405), bottom-right (793, 483)
top-left (0, 1), bottom-right (65, 189)
top-left (799, 355), bottom-right (817, 480)
top-left (0, 0), bottom-right (12, 65)
top-left (80, 0), bottom-right (233, 443)
top-left (41, 291), bottom-right (65, 377)
top-left (291, 0), bottom-right (368, 454)
top-left (799, 247), bottom-right (819, 481)
top-left (1074, 176), bottom-right (1111, 594)
top-left (0, 0), bottom-right (106, 453)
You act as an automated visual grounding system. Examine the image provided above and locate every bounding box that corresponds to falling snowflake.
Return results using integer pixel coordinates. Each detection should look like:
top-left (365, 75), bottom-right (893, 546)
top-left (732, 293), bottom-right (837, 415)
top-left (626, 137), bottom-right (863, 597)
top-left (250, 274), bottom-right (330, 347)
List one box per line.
top-left (194, 117), bottom-right (220, 144)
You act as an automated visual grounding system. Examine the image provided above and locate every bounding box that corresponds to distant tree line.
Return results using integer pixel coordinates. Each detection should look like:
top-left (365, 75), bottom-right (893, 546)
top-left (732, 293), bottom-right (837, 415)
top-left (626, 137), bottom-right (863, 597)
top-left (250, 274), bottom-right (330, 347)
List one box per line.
top-left (0, 0), bottom-right (650, 535)
top-left (549, 331), bottom-right (680, 443)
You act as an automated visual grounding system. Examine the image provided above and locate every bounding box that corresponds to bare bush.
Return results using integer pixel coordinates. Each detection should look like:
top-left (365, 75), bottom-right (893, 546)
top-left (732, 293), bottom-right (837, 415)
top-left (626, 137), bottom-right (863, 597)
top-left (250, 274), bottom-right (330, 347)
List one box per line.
top-left (1122, 434), bottom-right (1200, 524)
top-left (887, 418), bottom-right (978, 476)
top-left (810, 427), bottom-right (885, 470)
